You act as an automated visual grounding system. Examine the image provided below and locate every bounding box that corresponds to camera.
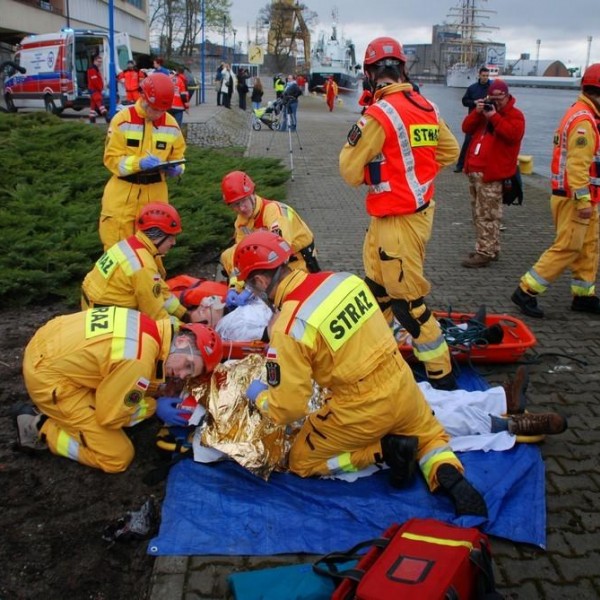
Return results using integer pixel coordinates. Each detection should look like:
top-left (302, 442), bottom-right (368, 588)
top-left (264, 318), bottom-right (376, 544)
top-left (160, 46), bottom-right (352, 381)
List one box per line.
top-left (483, 102), bottom-right (494, 112)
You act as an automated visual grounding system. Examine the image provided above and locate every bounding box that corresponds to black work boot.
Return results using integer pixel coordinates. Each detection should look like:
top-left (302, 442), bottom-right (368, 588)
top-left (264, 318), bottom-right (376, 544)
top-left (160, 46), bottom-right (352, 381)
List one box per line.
top-left (381, 435), bottom-right (418, 489)
top-left (436, 464), bottom-right (488, 517)
top-left (429, 372), bottom-right (458, 391)
top-left (511, 287), bottom-right (544, 318)
top-left (571, 295), bottom-right (600, 314)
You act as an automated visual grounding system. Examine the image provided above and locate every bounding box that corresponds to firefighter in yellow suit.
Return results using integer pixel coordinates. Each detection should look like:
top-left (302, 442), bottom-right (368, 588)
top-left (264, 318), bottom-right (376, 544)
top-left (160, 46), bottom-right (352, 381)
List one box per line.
top-left (339, 37), bottom-right (459, 390)
top-left (81, 203), bottom-right (189, 324)
top-left (511, 63), bottom-right (600, 318)
top-left (235, 232), bottom-right (487, 517)
top-left (100, 72), bottom-right (186, 250)
top-left (16, 308), bottom-right (222, 473)
top-left (219, 170), bottom-right (320, 307)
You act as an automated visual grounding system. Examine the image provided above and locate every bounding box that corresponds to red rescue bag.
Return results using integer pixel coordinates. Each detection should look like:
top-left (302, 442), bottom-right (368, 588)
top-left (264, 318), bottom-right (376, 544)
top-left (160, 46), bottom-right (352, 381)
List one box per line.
top-left (314, 518), bottom-right (503, 600)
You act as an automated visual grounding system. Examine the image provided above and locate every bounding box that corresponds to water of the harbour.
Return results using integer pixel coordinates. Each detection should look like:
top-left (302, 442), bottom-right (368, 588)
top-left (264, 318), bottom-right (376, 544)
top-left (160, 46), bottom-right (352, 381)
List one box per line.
top-left (348, 84), bottom-right (580, 179)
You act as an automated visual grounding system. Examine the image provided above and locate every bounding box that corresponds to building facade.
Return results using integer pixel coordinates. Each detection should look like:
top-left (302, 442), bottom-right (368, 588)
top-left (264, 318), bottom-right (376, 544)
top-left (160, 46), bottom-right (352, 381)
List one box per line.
top-left (0, 0), bottom-right (149, 61)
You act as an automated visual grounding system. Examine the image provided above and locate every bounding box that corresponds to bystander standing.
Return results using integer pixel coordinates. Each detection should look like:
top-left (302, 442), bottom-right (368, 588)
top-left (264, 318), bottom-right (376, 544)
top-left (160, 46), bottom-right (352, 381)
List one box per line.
top-left (460, 79), bottom-right (525, 268)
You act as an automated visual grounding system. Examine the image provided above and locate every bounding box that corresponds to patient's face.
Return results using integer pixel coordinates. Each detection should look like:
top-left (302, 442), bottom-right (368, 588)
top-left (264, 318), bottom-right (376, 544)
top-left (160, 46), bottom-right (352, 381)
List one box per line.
top-left (189, 303), bottom-right (224, 327)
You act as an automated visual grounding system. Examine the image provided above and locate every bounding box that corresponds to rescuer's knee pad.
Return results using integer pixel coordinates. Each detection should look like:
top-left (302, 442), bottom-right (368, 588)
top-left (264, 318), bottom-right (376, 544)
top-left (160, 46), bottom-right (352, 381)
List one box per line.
top-left (391, 297), bottom-right (431, 339)
top-left (364, 276), bottom-right (391, 312)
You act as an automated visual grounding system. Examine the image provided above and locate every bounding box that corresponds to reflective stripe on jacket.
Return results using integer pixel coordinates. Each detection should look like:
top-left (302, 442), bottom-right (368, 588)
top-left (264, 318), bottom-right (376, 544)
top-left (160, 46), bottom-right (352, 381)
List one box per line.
top-left (263, 270), bottom-right (398, 424)
top-left (363, 89), bottom-right (441, 216)
top-left (81, 231), bottom-right (186, 321)
top-left (103, 101), bottom-right (186, 178)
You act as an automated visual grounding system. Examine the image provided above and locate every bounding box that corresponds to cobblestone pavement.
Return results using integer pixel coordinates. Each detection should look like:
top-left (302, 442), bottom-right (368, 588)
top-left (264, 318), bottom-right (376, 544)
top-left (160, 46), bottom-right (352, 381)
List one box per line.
top-left (149, 90), bottom-right (600, 600)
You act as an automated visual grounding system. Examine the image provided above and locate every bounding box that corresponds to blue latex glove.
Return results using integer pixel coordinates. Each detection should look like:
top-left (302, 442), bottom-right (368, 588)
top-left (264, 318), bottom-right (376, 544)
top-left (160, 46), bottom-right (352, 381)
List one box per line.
top-left (139, 154), bottom-right (161, 171)
top-left (246, 379), bottom-right (268, 405)
top-left (156, 396), bottom-right (191, 426)
top-left (225, 287), bottom-right (253, 309)
top-left (163, 164), bottom-right (184, 177)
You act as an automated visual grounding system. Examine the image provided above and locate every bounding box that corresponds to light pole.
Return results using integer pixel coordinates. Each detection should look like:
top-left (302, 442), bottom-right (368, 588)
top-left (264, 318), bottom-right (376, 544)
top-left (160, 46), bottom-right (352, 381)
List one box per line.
top-left (200, 0), bottom-right (205, 104)
top-left (232, 29), bottom-right (237, 65)
top-left (222, 17), bottom-right (227, 61)
top-left (108, 0), bottom-right (116, 117)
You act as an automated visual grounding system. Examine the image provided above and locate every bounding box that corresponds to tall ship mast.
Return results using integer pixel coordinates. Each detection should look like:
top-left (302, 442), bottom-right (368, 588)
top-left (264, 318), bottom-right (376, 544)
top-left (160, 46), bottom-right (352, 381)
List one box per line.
top-left (446, 0), bottom-right (499, 88)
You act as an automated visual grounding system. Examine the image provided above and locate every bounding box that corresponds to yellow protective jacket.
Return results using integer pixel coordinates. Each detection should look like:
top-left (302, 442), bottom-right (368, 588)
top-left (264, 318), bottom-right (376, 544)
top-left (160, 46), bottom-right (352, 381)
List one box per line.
top-left (221, 194), bottom-right (316, 278)
top-left (550, 94), bottom-right (600, 206)
top-left (100, 100), bottom-right (186, 248)
top-left (339, 82), bottom-right (459, 214)
top-left (81, 230), bottom-right (187, 322)
top-left (24, 307), bottom-right (172, 429)
top-left (254, 270), bottom-right (460, 486)
top-left (257, 270), bottom-right (412, 423)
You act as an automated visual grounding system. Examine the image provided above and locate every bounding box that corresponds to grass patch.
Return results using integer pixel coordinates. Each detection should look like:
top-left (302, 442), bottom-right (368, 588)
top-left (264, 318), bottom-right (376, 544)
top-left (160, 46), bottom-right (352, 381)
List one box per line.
top-left (0, 112), bottom-right (289, 307)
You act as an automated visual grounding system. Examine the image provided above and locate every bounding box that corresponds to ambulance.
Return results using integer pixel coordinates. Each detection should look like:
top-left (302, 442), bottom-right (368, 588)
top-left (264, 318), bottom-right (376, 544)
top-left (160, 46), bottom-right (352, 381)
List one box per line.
top-left (4, 28), bottom-right (132, 114)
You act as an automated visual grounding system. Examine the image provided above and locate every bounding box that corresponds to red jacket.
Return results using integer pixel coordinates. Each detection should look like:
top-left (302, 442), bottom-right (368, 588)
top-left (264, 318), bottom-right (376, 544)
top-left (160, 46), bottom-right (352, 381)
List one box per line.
top-left (87, 65), bottom-right (104, 93)
top-left (462, 95), bottom-right (525, 182)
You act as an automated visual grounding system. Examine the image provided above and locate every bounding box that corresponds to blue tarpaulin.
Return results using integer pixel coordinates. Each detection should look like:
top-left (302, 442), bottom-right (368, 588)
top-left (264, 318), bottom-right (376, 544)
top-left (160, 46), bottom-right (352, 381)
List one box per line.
top-left (148, 367), bottom-right (546, 556)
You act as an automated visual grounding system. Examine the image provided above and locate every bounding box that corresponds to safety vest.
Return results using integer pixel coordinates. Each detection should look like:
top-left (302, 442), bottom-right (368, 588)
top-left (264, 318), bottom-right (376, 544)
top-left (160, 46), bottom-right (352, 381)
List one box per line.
top-left (239, 195), bottom-right (313, 254)
top-left (283, 271), bottom-right (378, 352)
top-left (84, 306), bottom-right (162, 360)
top-left (364, 91), bottom-right (441, 216)
top-left (274, 78), bottom-right (285, 94)
top-left (118, 69), bottom-right (140, 92)
top-left (550, 99), bottom-right (600, 203)
top-left (252, 198), bottom-right (294, 231)
top-left (171, 73), bottom-right (188, 110)
top-left (115, 105), bottom-right (181, 176)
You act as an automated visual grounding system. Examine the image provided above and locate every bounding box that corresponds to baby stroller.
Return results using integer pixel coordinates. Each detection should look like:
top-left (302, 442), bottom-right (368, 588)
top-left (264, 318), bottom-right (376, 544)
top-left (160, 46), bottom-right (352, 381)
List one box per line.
top-left (252, 99), bottom-right (284, 131)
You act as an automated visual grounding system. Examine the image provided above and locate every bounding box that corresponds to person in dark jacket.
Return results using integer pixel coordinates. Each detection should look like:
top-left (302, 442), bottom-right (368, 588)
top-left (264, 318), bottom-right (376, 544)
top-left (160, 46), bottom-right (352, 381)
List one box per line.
top-left (236, 68), bottom-right (249, 110)
top-left (455, 67), bottom-right (492, 172)
top-left (460, 79), bottom-right (525, 268)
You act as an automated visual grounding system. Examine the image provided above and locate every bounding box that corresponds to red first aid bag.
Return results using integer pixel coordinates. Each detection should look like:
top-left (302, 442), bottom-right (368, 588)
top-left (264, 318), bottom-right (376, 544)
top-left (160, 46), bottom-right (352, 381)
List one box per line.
top-left (314, 518), bottom-right (503, 600)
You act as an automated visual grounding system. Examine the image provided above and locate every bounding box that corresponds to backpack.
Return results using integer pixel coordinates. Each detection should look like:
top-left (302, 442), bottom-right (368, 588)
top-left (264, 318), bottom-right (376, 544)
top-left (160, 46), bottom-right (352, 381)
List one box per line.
top-left (314, 518), bottom-right (503, 600)
top-left (502, 165), bottom-right (524, 206)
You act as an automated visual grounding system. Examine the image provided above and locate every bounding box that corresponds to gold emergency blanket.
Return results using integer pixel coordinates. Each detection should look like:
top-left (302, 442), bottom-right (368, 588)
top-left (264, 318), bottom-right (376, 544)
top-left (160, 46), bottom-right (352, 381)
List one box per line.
top-left (189, 354), bottom-right (327, 480)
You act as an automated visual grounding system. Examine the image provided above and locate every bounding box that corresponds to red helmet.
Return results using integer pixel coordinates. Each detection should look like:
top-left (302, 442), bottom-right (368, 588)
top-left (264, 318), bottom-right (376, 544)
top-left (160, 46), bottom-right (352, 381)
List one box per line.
top-left (140, 72), bottom-right (174, 111)
top-left (181, 323), bottom-right (223, 373)
top-left (233, 231), bottom-right (292, 281)
top-left (137, 202), bottom-right (182, 235)
top-left (582, 63), bottom-right (600, 89)
top-left (364, 37), bottom-right (407, 67)
top-left (221, 171), bottom-right (256, 204)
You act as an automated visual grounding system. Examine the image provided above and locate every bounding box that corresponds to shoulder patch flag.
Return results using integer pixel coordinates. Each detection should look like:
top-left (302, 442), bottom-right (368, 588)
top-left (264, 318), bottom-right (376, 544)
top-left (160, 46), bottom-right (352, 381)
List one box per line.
top-left (347, 124), bottom-right (362, 146)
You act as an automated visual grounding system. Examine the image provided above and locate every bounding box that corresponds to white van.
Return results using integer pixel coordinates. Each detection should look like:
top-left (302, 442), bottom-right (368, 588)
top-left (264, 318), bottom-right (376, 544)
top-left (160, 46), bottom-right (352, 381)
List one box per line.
top-left (4, 28), bottom-right (132, 114)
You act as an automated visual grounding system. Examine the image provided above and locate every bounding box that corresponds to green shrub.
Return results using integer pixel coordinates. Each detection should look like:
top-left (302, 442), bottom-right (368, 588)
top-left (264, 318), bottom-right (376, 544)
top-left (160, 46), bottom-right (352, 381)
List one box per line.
top-left (0, 112), bottom-right (288, 307)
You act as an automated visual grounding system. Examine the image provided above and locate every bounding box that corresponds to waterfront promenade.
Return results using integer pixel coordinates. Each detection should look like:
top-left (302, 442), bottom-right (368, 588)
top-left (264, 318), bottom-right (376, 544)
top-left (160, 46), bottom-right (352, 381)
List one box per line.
top-left (149, 89), bottom-right (600, 600)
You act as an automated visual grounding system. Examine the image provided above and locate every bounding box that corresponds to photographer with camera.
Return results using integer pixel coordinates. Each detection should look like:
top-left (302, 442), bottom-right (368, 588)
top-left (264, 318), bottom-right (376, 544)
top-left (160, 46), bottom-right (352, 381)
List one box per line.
top-left (460, 79), bottom-right (525, 268)
top-left (454, 67), bottom-right (492, 173)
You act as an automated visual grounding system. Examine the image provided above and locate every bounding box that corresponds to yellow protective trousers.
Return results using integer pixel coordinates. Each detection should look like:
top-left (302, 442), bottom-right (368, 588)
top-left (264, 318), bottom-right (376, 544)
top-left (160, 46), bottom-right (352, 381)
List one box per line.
top-left (288, 351), bottom-right (463, 490)
top-left (23, 344), bottom-right (156, 474)
top-left (362, 207), bottom-right (452, 381)
top-left (99, 179), bottom-right (168, 250)
top-left (521, 196), bottom-right (599, 297)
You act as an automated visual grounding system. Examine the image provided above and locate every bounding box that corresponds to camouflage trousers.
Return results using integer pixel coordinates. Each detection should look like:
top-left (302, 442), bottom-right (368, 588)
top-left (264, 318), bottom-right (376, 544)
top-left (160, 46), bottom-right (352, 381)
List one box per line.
top-left (467, 172), bottom-right (503, 257)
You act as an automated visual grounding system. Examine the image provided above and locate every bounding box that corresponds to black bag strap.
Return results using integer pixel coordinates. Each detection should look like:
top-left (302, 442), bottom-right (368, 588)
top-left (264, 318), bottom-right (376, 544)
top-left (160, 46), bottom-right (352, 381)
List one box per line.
top-left (312, 536), bottom-right (390, 583)
top-left (470, 539), bottom-right (504, 599)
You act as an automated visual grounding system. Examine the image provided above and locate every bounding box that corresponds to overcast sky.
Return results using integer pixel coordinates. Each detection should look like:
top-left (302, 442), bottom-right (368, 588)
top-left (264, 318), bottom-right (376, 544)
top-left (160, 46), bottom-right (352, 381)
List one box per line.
top-left (228, 0), bottom-right (597, 70)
